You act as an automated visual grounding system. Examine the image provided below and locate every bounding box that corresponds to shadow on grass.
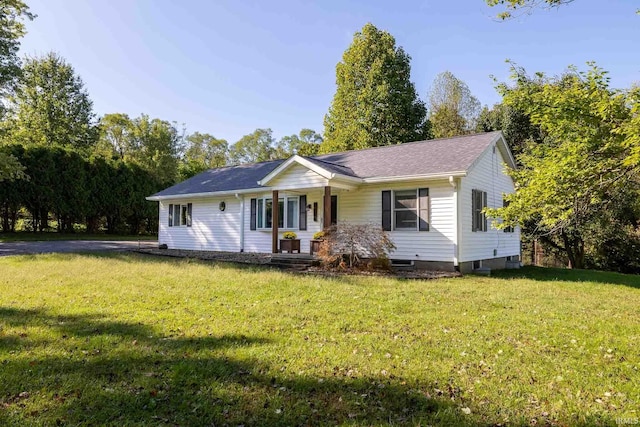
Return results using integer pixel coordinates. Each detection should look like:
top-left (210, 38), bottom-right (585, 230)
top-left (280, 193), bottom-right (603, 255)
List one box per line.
top-left (492, 265), bottom-right (640, 289)
top-left (0, 306), bottom-right (482, 426)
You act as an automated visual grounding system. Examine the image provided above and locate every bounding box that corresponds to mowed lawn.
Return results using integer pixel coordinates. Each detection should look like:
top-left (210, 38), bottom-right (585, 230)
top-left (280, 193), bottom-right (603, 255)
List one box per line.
top-left (0, 254), bottom-right (638, 426)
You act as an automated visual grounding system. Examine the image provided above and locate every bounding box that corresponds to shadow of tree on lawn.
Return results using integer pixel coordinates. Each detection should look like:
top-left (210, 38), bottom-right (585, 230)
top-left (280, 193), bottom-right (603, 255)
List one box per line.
top-left (0, 306), bottom-right (480, 426)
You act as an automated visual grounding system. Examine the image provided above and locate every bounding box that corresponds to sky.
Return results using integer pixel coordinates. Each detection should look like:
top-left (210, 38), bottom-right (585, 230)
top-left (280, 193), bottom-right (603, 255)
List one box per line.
top-left (18, 0), bottom-right (640, 143)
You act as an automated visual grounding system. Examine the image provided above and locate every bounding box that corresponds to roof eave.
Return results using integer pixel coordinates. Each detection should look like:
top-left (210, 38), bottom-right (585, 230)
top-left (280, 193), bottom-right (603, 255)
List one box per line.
top-left (146, 187), bottom-right (264, 202)
top-left (362, 171), bottom-right (467, 184)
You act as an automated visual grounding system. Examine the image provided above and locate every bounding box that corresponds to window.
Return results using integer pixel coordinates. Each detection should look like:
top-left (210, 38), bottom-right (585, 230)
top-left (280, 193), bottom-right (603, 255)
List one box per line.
top-left (382, 188), bottom-right (429, 231)
top-left (255, 196), bottom-right (298, 229)
top-left (168, 203), bottom-right (192, 227)
top-left (394, 190), bottom-right (418, 229)
top-left (472, 189), bottom-right (487, 232)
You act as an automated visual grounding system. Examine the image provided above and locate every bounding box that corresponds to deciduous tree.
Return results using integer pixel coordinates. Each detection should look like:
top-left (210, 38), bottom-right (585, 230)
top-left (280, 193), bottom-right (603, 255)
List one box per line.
top-left (490, 63), bottom-right (640, 269)
top-left (275, 129), bottom-right (322, 158)
top-left (321, 23), bottom-right (428, 153)
top-left (179, 132), bottom-right (228, 179)
top-left (428, 71), bottom-right (480, 138)
top-left (4, 52), bottom-right (98, 153)
top-left (229, 128), bottom-right (276, 164)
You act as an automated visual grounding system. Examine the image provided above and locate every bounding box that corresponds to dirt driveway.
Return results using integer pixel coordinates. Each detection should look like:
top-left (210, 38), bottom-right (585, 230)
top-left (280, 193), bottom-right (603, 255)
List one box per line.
top-left (0, 240), bottom-right (157, 257)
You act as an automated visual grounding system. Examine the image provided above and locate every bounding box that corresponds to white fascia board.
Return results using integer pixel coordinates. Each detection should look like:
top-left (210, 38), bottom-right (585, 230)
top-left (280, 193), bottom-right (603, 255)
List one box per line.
top-left (258, 155), bottom-right (334, 186)
top-left (496, 133), bottom-right (517, 170)
top-left (362, 171), bottom-right (467, 184)
top-left (146, 187), bottom-right (265, 202)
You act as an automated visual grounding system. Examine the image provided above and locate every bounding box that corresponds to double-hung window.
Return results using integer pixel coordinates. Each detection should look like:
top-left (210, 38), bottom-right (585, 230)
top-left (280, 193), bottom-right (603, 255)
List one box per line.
top-left (255, 196), bottom-right (298, 229)
top-left (168, 203), bottom-right (192, 227)
top-left (382, 188), bottom-right (429, 231)
top-left (472, 189), bottom-right (487, 232)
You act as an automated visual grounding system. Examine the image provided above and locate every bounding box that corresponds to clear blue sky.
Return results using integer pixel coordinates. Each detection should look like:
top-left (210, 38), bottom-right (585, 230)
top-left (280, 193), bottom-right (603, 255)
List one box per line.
top-left (19, 0), bottom-right (639, 143)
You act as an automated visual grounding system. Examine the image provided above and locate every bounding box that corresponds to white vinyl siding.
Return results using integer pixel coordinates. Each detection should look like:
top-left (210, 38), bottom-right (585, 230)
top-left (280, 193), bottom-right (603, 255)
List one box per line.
top-left (159, 197), bottom-right (241, 251)
top-left (459, 143), bottom-right (520, 262)
top-left (268, 163), bottom-right (328, 190)
top-left (339, 181), bottom-right (456, 262)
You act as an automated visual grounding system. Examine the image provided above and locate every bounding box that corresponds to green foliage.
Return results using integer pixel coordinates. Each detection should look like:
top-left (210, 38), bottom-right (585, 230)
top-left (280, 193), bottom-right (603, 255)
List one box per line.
top-left (275, 128), bottom-right (322, 158)
top-left (228, 128), bottom-right (276, 164)
top-left (1, 254), bottom-right (639, 425)
top-left (321, 23), bottom-right (428, 153)
top-left (98, 113), bottom-right (183, 186)
top-left (476, 102), bottom-right (543, 157)
top-left (0, 149), bottom-right (24, 181)
top-left (0, 145), bottom-right (163, 233)
top-left (0, 0), bottom-right (34, 93)
top-left (428, 71), bottom-right (480, 138)
top-left (486, 0), bottom-right (576, 19)
top-left (489, 63), bottom-right (640, 269)
top-left (3, 52), bottom-right (98, 154)
top-left (178, 132), bottom-right (228, 180)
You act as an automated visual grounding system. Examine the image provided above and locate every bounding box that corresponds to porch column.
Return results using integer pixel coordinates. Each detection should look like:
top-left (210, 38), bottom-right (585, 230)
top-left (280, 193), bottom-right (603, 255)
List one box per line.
top-left (272, 190), bottom-right (279, 253)
top-left (323, 186), bottom-right (331, 229)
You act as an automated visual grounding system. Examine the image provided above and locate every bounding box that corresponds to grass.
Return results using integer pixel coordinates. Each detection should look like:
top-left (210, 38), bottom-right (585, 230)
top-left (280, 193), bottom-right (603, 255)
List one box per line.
top-left (0, 232), bottom-right (157, 242)
top-left (0, 253), bottom-right (638, 426)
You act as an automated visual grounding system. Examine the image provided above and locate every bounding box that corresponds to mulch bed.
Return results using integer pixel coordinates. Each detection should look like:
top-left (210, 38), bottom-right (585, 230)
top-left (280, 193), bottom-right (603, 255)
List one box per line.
top-left (134, 248), bottom-right (461, 280)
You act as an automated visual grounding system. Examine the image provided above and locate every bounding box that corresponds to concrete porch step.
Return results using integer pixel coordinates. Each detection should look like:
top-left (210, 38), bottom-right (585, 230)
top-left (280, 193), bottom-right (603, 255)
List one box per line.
top-left (269, 253), bottom-right (318, 271)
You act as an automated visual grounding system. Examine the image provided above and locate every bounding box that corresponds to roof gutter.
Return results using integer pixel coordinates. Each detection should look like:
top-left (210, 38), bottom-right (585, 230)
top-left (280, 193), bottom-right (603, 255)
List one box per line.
top-left (362, 171), bottom-right (467, 184)
top-left (146, 187), bottom-right (263, 202)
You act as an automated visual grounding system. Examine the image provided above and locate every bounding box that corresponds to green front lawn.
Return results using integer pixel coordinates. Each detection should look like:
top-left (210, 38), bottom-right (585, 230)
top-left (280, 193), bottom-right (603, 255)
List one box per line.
top-left (0, 254), bottom-right (638, 426)
top-left (0, 233), bottom-right (157, 242)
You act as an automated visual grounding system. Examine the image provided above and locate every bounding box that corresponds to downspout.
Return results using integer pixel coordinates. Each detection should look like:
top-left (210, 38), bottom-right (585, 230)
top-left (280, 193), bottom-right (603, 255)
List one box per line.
top-left (449, 176), bottom-right (460, 269)
top-left (235, 193), bottom-right (244, 252)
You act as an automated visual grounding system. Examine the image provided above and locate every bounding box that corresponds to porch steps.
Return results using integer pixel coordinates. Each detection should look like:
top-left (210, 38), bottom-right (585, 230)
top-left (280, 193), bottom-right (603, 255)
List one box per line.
top-left (269, 254), bottom-right (318, 271)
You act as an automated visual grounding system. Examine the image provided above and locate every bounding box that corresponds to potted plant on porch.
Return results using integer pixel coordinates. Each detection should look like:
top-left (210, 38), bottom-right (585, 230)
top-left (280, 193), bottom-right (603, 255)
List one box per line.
top-left (279, 231), bottom-right (301, 254)
top-left (310, 231), bottom-right (325, 255)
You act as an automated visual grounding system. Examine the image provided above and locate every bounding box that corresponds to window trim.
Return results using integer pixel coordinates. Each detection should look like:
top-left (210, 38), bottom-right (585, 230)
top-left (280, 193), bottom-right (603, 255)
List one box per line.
top-left (472, 189), bottom-right (487, 232)
top-left (168, 203), bottom-right (192, 228)
top-left (391, 189), bottom-right (429, 232)
top-left (255, 196), bottom-right (299, 230)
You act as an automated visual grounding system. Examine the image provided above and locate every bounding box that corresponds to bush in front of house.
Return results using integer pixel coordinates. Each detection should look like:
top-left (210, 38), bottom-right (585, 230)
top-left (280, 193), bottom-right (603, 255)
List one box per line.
top-left (317, 223), bottom-right (395, 270)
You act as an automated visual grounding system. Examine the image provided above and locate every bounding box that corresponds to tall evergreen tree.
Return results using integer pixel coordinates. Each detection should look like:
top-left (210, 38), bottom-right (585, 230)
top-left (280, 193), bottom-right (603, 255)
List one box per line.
top-left (321, 23), bottom-right (428, 153)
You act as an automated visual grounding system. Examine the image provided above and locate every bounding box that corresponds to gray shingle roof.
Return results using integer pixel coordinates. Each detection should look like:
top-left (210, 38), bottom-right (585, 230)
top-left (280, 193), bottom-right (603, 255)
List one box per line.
top-left (151, 160), bottom-right (283, 198)
top-left (150, 132), bottom-right (502, 199)
top-left (311, 131), bottom-right (501, 178)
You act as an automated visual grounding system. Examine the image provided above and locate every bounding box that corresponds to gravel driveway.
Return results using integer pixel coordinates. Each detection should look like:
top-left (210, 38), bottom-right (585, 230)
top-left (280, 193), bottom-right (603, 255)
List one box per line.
top-left (0, 240), bottom-right (157, 257)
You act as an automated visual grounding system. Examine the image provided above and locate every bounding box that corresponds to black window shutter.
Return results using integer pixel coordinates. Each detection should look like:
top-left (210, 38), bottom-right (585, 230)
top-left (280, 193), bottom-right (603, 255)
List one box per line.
top-left (250, 198), bottom-right (257, 230)
top-left (168, 204), bottom-right (173, 227)
top-left (187, 203), bottom-right (192, 227)
top-left (482, 191), bottom-right (488, 232)
top-left (418, 188), bottom-right (429, 231)
top-left (299, 195), bottom-right (307, 230)
top-left (382, 191), bottom-right (391, 231)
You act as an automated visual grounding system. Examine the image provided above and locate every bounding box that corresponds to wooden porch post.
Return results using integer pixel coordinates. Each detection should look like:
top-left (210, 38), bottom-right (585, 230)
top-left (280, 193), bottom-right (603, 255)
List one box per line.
top-left (272, 190), bottom-right (279, 253)
top-left (323, 186), bottom-right (331, 229)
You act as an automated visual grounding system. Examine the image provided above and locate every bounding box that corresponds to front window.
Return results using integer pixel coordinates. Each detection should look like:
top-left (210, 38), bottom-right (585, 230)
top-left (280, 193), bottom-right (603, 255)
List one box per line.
top-left (257, 196), bottom-right (298, 229)
top-left (394, 190), bottom-right (418, 229)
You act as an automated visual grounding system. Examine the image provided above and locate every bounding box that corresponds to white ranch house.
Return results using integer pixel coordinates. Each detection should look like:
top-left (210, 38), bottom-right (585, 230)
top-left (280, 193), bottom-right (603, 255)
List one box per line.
top-left (147, 131), bottom-right (520, 273)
